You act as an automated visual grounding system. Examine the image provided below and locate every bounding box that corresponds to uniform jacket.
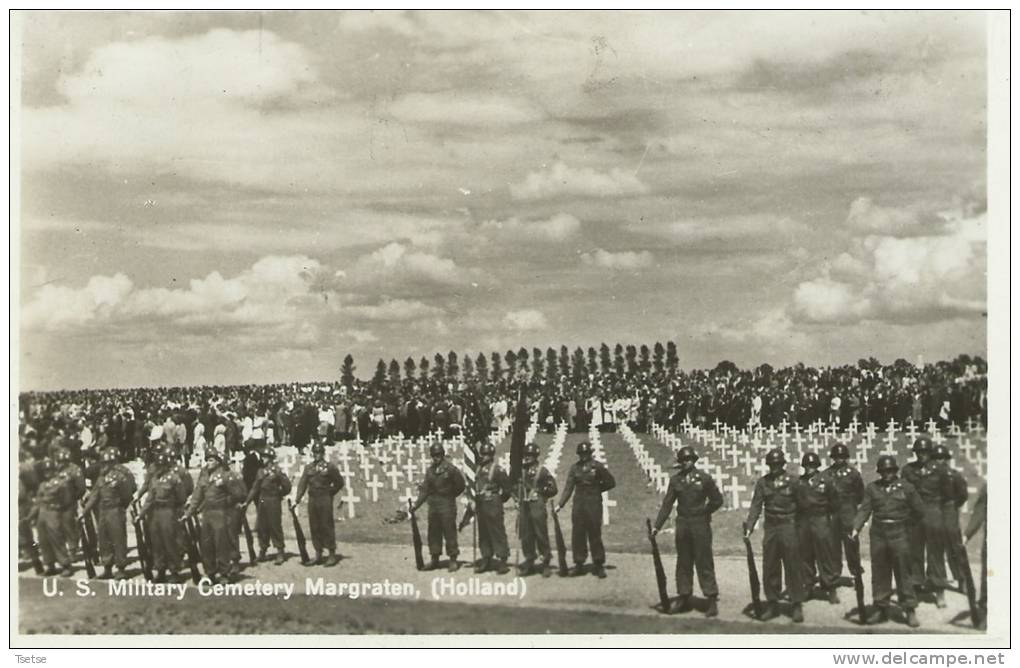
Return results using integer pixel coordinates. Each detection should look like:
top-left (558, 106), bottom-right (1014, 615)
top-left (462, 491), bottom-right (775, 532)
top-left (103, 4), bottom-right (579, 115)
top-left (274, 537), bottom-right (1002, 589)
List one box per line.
top-left (244, 463), bottom-right (292, 504)
top-left (518, 462), bottom-right (558, 503)
top-left (852, 476), bottom-right (925, 530)
top-left (186, 465), bottom-right (246, 513)
top-left (296, 459), bottom-right (344, 499)
top-left (746, 470), bottom-right (799, 527)
top-left (654, 467), bottom-right (723, 530)
top-left (797, 472), bottom-right (838, 517)
top-left (475, 460), bottom-right (512, 503)
top-left (902, 460), bottom-right (953, 505)
top-left (558, 459), bottom-right (615, 506)
top-left (414, 459), bottom-right (466, 506)
top-left (84, 464), bottom-right (137, 512)
top-left (823, 463), bottom-right (865, 508)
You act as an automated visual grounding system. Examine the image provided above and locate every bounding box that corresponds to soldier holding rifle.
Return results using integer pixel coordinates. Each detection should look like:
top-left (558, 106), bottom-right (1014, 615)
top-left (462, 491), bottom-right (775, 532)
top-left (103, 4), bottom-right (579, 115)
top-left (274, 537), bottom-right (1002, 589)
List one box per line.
top-left (516, 442), bottom-right (558, 577)
top-left (82, 448), bottom-right (137, 579)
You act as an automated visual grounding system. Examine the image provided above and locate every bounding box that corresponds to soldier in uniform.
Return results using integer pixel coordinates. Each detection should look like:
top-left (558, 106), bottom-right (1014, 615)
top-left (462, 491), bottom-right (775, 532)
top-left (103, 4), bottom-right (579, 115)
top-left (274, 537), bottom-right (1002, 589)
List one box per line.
top-left (33, 458), bottom-right (74, 576)
top-left (797, 452), bottom-right (840, 604)
top-left (555, 441), bottom-right (616, 578)
top-left (141, 450), bottom-right (189, 582)
top-left (294, 441), bottom-right (344, 566)
top-left (82, 448), bottom-right (137, 579)
top-left (901, 436), bottom-right (952, 607)
top-left (745, 448), bottom-right (805, 622)
top-left (411, 443), bottom-right (466, 571)
top-left (965, 482), bottom-right (987, 629)
top-left (54, 448), bottom-right (86, 559)
top-left (184, 447), bottom-right (247, 582)
top-left (243, 447), bottom-right (292, 565)
top-left (824, 443), bottom-right (864, 582)
top-left (473, 441), bottom-right (512, 574)
top-left (516, 442), bottom-right (558, 577)
top-left (932, 444), bottom-right (969, 584)
top-left (651, 446), bottom-right (723, 616)
top-left (851, 455), bottom-right (924, 627)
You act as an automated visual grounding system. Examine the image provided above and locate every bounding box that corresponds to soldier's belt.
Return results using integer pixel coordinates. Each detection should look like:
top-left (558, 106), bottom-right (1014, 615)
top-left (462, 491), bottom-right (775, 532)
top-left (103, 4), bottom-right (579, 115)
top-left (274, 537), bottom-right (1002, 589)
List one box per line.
top-left (200, 502), bottom-right (233, 510)
top-left (876, 518), bottom-right (908, 524)
top-left (763, 514), bottom-right (796, 524)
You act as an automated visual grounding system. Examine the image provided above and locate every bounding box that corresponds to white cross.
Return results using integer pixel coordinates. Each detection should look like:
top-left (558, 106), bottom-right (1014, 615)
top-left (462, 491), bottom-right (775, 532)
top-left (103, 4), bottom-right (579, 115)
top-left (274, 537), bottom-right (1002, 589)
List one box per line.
top-left (337, 449), bottom-right (352, 469)
top-left (339, 464), bottom-right (354, 480)
top-left (727, 474), bottom-right (747, 510)
top-left (791, 423), bottom-right (802, 437)
top-left (974, 451), bottom-right (987, 478)
top-left (959, 438), bottom-right (977, 462)
top-left (880, 438), bottom-right (897, 457)
top-left (848, 420), bottom-right (859, 436)
top-left (377, 450), bottom-right (393, 467)
top-left (358, 457), bottom-right (373, 480)
top-left (883, 430), bottom-right (897, 452)
top-left (948, 423), bottom-right (962, 437)
top-left (713, 418), bottom-right (723, 432)
top-left (932, 431), bottom-right (946, 446)
top-left (791, 432), bottom-right (806, 455)
top-left (365, 474), bottom-right (383, 503)
top-left (905, 421), bottom-right (919, 440)
top-left (741, 449), bottom-right (756, 477)
top-left (828, 423), bottom-right (839, 439)
top-left (385, 467), bottom-right (403, 490)
top-left (399, 487), bottom-right (416, 507)
top-left (886, 419), bottom-right (898, 435)
top-left (925, 419), bottom-right (938, 435)
top-left (755, 462), bottom-right (770, 477)
top-left (340, 487), bottom-right (361, 518)
top-left (602, 491), bottom-right (616, 525)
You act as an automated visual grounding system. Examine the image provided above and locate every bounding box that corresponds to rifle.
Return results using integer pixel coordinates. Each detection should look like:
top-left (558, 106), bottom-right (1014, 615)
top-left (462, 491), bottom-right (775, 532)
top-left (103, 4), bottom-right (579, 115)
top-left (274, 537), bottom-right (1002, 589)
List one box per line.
top-left (408, 499), bottom-right (425, 571)
top-left (742, 522), bottom-right (763, 619)
top-left (185, 516), bottom-right (203, 564)
top-left (287, 499), bottom-right (310, 564)
top-left (955, 542), bottom-right (980, 627)
top-left (457, 503), bottom-right (475, 533)
top-left (77, 515), bottom-right (97, 579)
top-left (241, 510), bottom-right (257, 566)
top-left (20, 517), bottom-right (44, 575)
top-left (129, 501), bottom-right (153, 581)
top-left (646, 518), bottom-right (671, 613)
top-left (842, 533), bottom-right (867, 624)
top-left (550, 503), bottom-right (569, 577)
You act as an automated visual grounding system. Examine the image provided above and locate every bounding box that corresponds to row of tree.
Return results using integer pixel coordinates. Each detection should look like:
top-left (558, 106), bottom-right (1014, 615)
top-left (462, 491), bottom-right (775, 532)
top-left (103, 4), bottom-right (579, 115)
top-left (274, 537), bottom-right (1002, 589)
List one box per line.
top-left (340, 342), bottom-right (682, 391)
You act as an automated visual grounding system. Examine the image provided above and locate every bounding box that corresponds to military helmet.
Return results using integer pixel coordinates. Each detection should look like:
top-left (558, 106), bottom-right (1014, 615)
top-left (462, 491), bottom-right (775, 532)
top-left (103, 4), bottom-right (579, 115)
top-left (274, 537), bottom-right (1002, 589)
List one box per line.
top-left (676, 446), bottom-right (699, 463)
top-left (479, 441), bottom-right (496, 458)
top-left (39, 457), bottom-right (56, 474)
top-left (829, 443), bottom-right (850, 459)
top-left (156, 450), bottom-right (173, 466)
top-left (576, 441), bottom-right (593, 456)
top-left (523, 442), bottom-right (540, 458)
top-left (801, 452), bottom-right (821, 468)
top-left (876, 455), bottom-right (899, 473)
top-left (932, 445), bottom-right (951, 460)
top-left (262, 447), bottom-right (277, 461)
top-left (311, 442), bottom-right (326, 456)
top-left (912, 436), bottom-right (933, 454)
top-left (205, 447), bottom-right (223, 462)
top-left (429, 443), bottom-right (445, 457)
top-left (100, 448), bottom-right (119, 463)
top-left (54, 448), bottom-right (71, 463)
top-left (765, 448), bottom-right (786, 466)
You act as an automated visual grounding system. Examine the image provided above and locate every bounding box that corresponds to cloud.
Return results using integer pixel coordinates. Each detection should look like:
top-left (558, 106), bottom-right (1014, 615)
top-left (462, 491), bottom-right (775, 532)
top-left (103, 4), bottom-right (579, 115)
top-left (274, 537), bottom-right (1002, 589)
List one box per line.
top-left (845, 197), bottom-right (952, 237)
top-left (389, 92), bottom-right (544, 125)
top-left (502, 309), bottom-right (549, 331)
top-left (510, 161), bottom-right (648, 200)
top-left (701, 309), bottom-right (809, 349)
top-left (340, 328), bottom-right (379, 343)
top-left (342, 298), bottom-right (444, 322)
top-left (22, 273), bottom-right (134, 329)
top-left (478, 213), bottom-right (581, 242)
top-left (343, 243), bottom-right (466, 289)
top-left (632, 215), bottom-right (810, 247)
top-left (580, 248), bottom-right (653, 270)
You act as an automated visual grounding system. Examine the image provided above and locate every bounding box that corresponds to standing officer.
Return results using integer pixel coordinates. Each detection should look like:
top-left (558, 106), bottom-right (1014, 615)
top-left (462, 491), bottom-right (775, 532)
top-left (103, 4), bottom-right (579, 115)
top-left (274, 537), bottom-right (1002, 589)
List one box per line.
top-left (243, 448), bottom-right (292, 565)
top-left (82, 448), bottom-right (137, 579)
top-left (141, 450), bottom-right (189, 582)
top-left (745, 448), bottom-right (805, 623)
top-left (555, 441), bottom-right (616, 578)
top-left (965, 482), bottom-right (987, 629)
top-left (902, 436), bottom-right (952, 607)
top-left (798, 452), bottom-right (840, 604)
top-left (33, 458), bottom-right (74, 577)
top-left (294, 441), bottom-right (344, 566)
top-left (932, 444), bottom-right (969, 584)
top-left (473, 441), bottom-right (512, 574)
top-left (851, 455), bottom-right (924, 627)
top-left (824, 443), bottom-right (864, 581)
top-left (54, 448), bottom-right (86, 559)
top-left (651, 446), bottom-right (723, 617)
top-left (411, 443), bottom-right (466, 572)
top-left (516, 442), bottom-right (558, 577)
top-left (185, 448), bottom-right (247, 582)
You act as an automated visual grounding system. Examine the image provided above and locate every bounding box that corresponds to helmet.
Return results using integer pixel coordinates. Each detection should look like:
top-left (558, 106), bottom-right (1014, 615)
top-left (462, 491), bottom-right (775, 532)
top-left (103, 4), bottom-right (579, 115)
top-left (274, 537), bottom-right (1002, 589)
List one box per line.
top-left (479, 442), bottom-right (496, 458)
top-left (39, 457), bottom-right (57, 475)
top-left (523, 442), bottom-right (540, 459)
top-left (876, 455), bottom-right (899, 473)
top-left (156, 451), bottom-right (173, 466)
top-left (205, 448), bottom-right (223, 463)
top-left (801, 452), bottom-right (821, 468)
top-left (311, 442), bottom-right (326, 456)
top-left (429, 443), bottom-right (445, 457)
top-left (100, 448), bottom-right (119, 464)
top-left (677, 447), bottom-right (699, 463)
top-left (829, 444), bottom-right (850, 459)
top-left (576, 441), bottom-right (593, 456)
top-left (932, 445), bottom-right (951, 460)
top-left (54, 448), bottom-right (71, 464)
top-left (912, 436), bottom-right (933, 454)
top-left (765, 448), bottom-right (786, 466)
top-left (262, 447), bottom-right (277, 461)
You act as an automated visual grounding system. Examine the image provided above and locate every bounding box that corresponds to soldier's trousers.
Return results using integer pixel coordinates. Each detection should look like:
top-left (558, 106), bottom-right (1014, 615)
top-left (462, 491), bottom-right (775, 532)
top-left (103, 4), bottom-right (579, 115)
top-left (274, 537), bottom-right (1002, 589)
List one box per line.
top-left (199, 507), bottom-right (233, 576)
top-left (18, 505), bottom-right (33, 554)
top-left (256, 496), bottom-right (285, 551)
top-left (831, 504), bottom-right (861, 576)
top-left (148, 507), bottom-right (181, 572)
top-left (230, 506), bottom-right (242, 563)
top-left (571, 493), bottom-right (605, 566)
top-left (675, 516), bottom-right (718, 598)
top-left (97, 507), bottom-right (129, 571)
top-left (942, 506), bottom-right (964, 583)
top-left (308, 493), bottom-right (337, 553)
top-left (62, 508), bottom-right (79, 553)
top-left (37, 508), bottom-right (70, 568)
top-left (762, 519), bottom-right (805, 603)
top-left (476, 498), bottom-right (509, 561)
top-left (870, 521), bottom-right (917, 609)
top-left (799, 514), bottom-right (839, 591)
top-left (909, 505), bottom-right (949, 590)
top-left (427, 497), bottom-right (458, 559)
top-left (520, 501), bottom-right (551, 562)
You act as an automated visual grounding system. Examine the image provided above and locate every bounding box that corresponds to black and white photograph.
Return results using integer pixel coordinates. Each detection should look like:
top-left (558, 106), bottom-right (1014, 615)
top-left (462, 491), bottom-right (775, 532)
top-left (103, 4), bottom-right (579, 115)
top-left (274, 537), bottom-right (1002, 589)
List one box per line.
top-left (9, 8), bottom-right (1009, 650)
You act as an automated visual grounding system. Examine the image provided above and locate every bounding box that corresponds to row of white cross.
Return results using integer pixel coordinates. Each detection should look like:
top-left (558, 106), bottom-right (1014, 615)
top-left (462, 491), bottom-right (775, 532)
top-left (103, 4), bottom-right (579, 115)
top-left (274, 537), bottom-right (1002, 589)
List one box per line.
top-left (543, 422), bottom-right (567, 475)
top-left (586, 424), bottom-right (616, 525)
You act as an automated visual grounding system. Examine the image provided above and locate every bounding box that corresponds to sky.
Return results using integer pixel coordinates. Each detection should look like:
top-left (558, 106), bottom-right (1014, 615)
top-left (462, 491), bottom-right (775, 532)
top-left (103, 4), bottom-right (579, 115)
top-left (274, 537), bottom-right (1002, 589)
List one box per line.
top-left (15, 10), bottom-right (989, 390)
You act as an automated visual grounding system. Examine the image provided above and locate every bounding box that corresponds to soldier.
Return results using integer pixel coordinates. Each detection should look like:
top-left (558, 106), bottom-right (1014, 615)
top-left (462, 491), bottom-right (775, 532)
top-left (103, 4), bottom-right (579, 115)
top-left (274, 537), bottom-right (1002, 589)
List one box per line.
top-left (82, 448), bottom-right (137, 579)
top-left (293, 441), bottom-right (344, 566)
top-left (932, 445), bottom-right (969, 584)
top-left (473, 441), bottom-right (512, 574)
top-left (901, 436), bottom-right (952, 607)
top-left (851, 455), bottom-right (924, 627)
top-left (411, 443), bottom-right (466, 571)
top-left (516, 442), bottom-right (558, 577)
top-left (797, 452), bottom-right (840, 604)
top-left (824, 443), bottom-right (864, 582)
top-left (184, 448), bottom-right (247, 582)
top-left (243, 448), bottom-right (292, 565)
top-left (54, 448), bottom-right (86, 559)
top-left (33, 458), bottom-right (74, 577)
top-left (18, 447), bottom-right (40, 566)
top-left (555, 441), bottom-right (616, 578)
top-left (140, 450), bottom-right (189, 582)
top-left (965, 482), bottom-right (987, 629)
top-left (651, 446), bottom-right (723, 616)
top-left (744, 448), bottom-right (805, 623)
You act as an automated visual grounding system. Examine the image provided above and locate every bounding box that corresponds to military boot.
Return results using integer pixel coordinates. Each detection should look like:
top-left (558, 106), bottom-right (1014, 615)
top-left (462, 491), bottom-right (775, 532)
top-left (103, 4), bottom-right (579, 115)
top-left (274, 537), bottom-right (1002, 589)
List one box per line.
top-left (593, 563), bottom-right (607, 579)
top-left (492, 559), bottom-right (510, 575)
top-left (474, 558), bottom-right (491, 574)
top-left (44, 565), bottom-right (58, 577)
top-left (569, 564), bottom-right (585, 577)
top-left (312, 551), bottom-right (324, 566)
top-left (705, 597), bottom-right (719, 618)
top-left (114, 569), bottom-right (129, 581)
top-left (518, 560), bottom-right (534, 576)
top-left (447, 558), bottom-right (460, 572)
top-left (934, 590), bottom-right (947, 609)
top-left (906, 609), bottom-right (921, 628)
top-left (866, 607), bottom-right (888, 625)
top-left (828, 588), bottom-right (840, 604)
top-left (258, 547), bottom-right (268, 562)
top-left (425, 556), bottom-right (441, 571)
top-left (758, 603), bottom-right (779, 621)
top-left (541, 560), bottom-right (553, 578)
top-left (274, 550), bottom-right (285, 566)
top-left (99, 566), bottom-right (114, 580)
top-left (669, 595), bottom-right (691, 614)
top-left (326, 551), bottom-right (340, 567)
top-left (791, 603), bottom-right (804, 623)
top-left (154, 569), bottom-right (167, 583)
top-left (60, 565), bottom-right (75, 578)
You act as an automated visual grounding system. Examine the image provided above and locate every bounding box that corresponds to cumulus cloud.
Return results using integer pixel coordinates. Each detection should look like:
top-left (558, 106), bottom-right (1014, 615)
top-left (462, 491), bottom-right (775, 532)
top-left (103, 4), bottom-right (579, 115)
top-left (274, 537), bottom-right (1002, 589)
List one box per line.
top-left (636, 215), bottom-right (810, 244)
top-left (502, 309), bottom-right (549, 331)
top-left (389, 92), bottom-right (544, 125)
top-left (580, 248), bottom-right (653, 270)
top-left (510, 161), bottom-right (649, 200)
top-left (845, 197), bottom-right (951, 237)
top-left (701, 309), bottom-right (809, 349)
top-left (342, 243), bottom-right (466, 290)
top-left (340, 329), bottom-right (379, 343)
top-left (478, 213), bottom-right (581, 242)
top-left (342, 298), bottom-right (444, 322)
